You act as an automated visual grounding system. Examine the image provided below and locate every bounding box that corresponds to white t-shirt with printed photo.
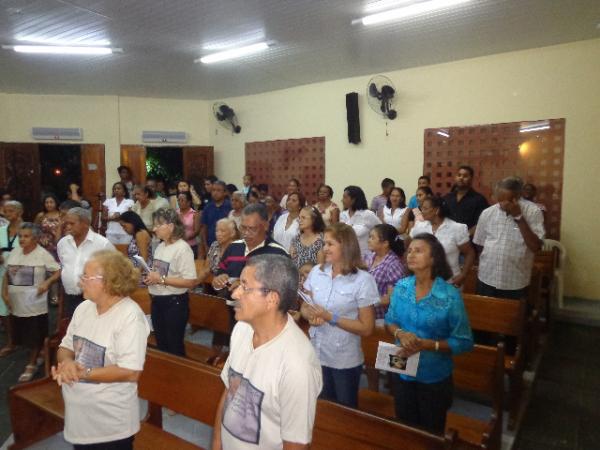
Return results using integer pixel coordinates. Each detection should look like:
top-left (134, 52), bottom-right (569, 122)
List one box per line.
top-left (148, 239), bottom-right (197, 296)
top-left (220, 315), bottom-right (323, 450)
top-left (6, 245), bottom-right (60, 317)
top-left (59, 297), bottom-right (150, 445)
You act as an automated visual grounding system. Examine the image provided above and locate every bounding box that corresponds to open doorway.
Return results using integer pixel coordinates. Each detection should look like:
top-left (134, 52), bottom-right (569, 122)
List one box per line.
top-left (145, 147), bottom-right (183, 187)
top-left (39, 144), bottom-right (82, 203)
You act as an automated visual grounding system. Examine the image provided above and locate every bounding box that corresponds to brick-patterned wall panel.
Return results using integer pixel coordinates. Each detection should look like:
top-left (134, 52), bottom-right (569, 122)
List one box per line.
top-left (424, 119), bottom-right (564, 239)
top-left (245, 137), bottom-right (325, 205)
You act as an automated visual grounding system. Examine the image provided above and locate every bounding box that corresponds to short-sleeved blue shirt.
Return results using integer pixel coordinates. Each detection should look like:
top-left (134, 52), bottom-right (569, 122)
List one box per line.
top-left (201, 199), bottom-right (232, 246)
top-left (385, 275), bottom-right (473, 383)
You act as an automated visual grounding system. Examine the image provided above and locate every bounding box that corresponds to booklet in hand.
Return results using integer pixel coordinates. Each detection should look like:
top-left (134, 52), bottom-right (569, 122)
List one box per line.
top-left (375, 341), bottom-right (420, 377)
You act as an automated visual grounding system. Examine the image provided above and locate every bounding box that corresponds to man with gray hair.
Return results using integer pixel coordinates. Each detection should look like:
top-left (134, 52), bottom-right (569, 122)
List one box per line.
top-left (57, 207), bottom-right (115, 317)
top-left (212, 254), bottom-right (322, 450)
top-left (473, 176), bottom-right (545, 299)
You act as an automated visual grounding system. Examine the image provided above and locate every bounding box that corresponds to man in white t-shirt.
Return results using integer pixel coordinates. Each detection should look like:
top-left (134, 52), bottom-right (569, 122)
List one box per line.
top-left (212, 254), bottom-right (322, 450)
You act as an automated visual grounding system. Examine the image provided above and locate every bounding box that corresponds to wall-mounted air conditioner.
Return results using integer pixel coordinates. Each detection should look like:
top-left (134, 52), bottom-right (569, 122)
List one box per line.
top-left (141, 131), bottom-right (188, 143)
top-left (32, 127), bottom-right (83, 141)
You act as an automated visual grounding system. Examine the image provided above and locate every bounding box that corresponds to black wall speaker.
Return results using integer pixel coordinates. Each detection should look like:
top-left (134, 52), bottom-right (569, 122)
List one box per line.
top-left (346, 92), bottom-right (361, 144)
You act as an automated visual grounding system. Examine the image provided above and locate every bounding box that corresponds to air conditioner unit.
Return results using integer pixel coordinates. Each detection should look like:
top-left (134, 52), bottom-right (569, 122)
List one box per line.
top-left (142, 131), bottom-right (188, 143)
top-left (32, 127), bottom-right (83, 141)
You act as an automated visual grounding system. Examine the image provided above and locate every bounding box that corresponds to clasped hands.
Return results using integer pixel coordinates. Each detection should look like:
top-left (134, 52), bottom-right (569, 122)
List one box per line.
top-left (51, 360), bottom-right (86, 386)
top-left (143, 270), bottom-right (162, 285)
top-left (303, 304), bottom-right (332, 327)
top-left (395, 330), bottom-right (423, 357)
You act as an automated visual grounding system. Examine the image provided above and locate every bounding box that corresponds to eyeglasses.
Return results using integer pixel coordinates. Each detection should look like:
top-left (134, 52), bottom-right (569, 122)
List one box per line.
top-left (239, 225), bottom-right (261, 234)
top-left (234, 284), bottom-right (271, 296)
top-left (79, 274), bottom-right (104, 282)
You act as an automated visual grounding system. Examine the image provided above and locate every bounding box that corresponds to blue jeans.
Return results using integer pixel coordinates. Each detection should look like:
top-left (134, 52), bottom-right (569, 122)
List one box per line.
top-left (150, 293), bottom-right (189, 357)
top-left (320, 365), bottom-right (363, 408)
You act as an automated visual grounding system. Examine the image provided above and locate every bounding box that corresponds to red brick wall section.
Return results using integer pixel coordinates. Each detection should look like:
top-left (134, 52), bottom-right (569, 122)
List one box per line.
top-left (245, 137), bottom-right (326, 205)
top-left (424, 119), bottom-right (564, 239)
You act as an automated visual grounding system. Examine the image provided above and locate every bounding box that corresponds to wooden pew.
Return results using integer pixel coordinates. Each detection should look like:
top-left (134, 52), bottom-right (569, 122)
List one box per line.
top-left (143, 292), bottom-right (232, 366)
top-left (358, 327), bottom-right (504, 449)
top-left (462, 293), bottom-right (526, 429)
top-left (313, 399), bottom-right (459, 450)
top-left (9, 348), bottom-right (225, 450)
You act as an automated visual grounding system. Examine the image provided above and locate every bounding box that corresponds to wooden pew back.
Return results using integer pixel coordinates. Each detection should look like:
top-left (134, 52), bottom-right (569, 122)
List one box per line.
top-left (453, 344), bottom-right (504, 406)
top-left (462, 293), bottom-right (525, 338)
top-left (188, 293), bottom-right (231, 335)
top-left (130, 287), bottom-right (152, 315)
top-left (138, 348), bottom-right (224, 426)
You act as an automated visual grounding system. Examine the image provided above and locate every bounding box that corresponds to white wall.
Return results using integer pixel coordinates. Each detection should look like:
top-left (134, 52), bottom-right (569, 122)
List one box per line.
top-left (0, 94), bottom-right (210, 188)
top-left (211, 38), bottom-right (600, 300)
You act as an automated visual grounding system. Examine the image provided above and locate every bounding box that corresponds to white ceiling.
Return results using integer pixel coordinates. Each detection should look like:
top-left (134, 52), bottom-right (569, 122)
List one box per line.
top-left (0, 0), bottom-right (599, 100)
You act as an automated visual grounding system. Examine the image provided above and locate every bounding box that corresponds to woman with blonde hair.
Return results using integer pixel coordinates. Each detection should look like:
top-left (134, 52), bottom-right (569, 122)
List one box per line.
top-left (52, 250), bottom-right (150, 449)
top-left (300, 222), bottom-right (379, 407)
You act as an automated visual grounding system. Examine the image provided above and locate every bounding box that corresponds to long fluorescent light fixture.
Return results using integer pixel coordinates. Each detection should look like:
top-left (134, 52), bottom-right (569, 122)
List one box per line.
top-left (519, 122), bottom-right (550, 133)
top-left (2, 45), bottom-right (118, 55)
top-left (361, 0), bottom-right (472, 26)
top-left (196, 42), bottom-right (270, 64)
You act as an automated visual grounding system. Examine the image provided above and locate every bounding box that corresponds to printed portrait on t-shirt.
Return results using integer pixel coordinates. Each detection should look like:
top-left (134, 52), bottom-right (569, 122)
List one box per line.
top-left (152, 259), bottom-right (170, 277)
top-left (7, 265), bottom-right (35, 286)
top-left (222, 368), bottom-right (264, 444)
top-left (73, 335), bottom-right (106, 374)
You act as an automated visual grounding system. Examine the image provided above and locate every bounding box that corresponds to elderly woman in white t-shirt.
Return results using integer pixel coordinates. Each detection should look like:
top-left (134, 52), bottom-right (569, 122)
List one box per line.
top-left (340, 186), bottom-right (381, 257)
top-left (409, 196), bottom-right (475, 286)
top-left (52, 250), bottom-right (150, 449)
top-left (144, 208), bottom-right (197, 356)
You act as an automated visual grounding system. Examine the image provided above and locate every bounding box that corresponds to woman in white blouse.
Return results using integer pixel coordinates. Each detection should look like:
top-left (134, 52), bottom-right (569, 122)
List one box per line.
top-left (273, 192), bottom-right (303, 251)
top-left (340, 186), bottom-right (381, 257)
top-left (378, 187), bottom-right (408, 231)
top-left (102, 182), bottom-right (134, 244)
top-left (300, 222), bottom-right (378, 408)
top-left (409, 196), bottom-right (475, 286)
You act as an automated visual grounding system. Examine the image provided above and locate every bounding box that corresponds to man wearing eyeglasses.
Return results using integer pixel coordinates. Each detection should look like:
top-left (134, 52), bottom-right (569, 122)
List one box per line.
top-left (212, 203), bottom-right (288, 292)
top-left (212, 254), bottom-right (322, 450)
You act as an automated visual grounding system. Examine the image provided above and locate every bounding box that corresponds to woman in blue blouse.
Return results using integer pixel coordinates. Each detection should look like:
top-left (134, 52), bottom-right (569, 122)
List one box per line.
top-left (301, 222), bottom-right (379, 408)
top-left (385, 232), bottom-right (473, 434)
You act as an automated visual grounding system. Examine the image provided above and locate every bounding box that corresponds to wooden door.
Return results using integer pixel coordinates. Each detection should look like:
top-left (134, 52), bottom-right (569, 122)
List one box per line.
top-left (81, 144), bottom-right (106, 232)
top-left (0, 143), bottom-right (41, 221)
top-left (183, 146), bottom-right (214, 187)
top-left (120, 145), bottom-right (146, 186)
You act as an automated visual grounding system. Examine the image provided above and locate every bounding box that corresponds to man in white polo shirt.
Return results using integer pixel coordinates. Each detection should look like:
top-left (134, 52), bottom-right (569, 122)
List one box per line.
top-left (57, 207), bottom-right (115, 317)
top-left (212, 254), bottom-right (322, 450)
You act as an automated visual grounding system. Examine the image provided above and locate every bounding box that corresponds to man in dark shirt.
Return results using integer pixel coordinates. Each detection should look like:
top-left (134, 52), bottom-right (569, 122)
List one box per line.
top-left (201, 180), bottom-right (231, 248)
top-left (444, 165), bottom-right (488, 236)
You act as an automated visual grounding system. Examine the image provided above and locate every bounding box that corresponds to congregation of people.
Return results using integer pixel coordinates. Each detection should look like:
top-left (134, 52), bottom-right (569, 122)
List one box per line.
top-left (0, 163), bottom-right (547, 449)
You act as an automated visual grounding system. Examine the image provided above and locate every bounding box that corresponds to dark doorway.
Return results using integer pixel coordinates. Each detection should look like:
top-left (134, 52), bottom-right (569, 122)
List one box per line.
top-left (39, 144), bottom-right (82, 203)
top-left (145, 147), bottom-right (183, 187)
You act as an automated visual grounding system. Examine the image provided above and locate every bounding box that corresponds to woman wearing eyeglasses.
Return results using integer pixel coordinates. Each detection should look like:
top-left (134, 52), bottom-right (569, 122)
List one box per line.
top-left (143, 208), bottom-right (197, 356)
top-left (300, 222), bottom-right (379, 408)
top-left (290, 206), bottom-right (326, 268)
top-left (51, 250), bottom-right (150, 449)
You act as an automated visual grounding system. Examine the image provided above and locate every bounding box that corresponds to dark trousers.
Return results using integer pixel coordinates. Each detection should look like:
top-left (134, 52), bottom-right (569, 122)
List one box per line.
top-left (64, 294), bottom-right (84, 318)
top-left (73, 435), bottom-right (134, 450)
top-left (320, 365), bottom-right (362, 408)
top-left (475, 280), bottom-right (524, 353)
top-left (150, 293), bottom-right (189, 357)
top-left (392, 376), bottom-right (453, 435)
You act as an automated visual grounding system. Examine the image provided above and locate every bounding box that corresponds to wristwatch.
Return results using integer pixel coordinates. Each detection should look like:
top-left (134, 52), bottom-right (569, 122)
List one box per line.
top-left (160, 275), bottom-right (166, 285)
top-left (84, 367), bottom-right (92, 379)
top-left (328, 313), bottom-right (339, 326)
top-left (513, 214), bottom-right (523, 222)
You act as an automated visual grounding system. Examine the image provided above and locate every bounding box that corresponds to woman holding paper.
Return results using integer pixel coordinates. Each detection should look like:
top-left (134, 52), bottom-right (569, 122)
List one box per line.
top-left (119, 211), bottom-right (152, 271)
top-left (384, 233), bottom-right (473, 435)
top-left (300, 222), bottom-right (378, 408)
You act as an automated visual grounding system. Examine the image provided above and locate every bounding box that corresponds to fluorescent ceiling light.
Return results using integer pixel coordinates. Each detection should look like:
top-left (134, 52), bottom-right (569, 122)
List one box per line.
top-left (3, 45), bottom-right (117, 55)
top-left (196, 42), bottom-right (270, 64)
top-left (361, 0), bottom-right (472, 26)
top-left (519, 120), bottom-right (550, 133)
top-left (437, 130), bottom-right (450, 138)
top-left (15, 36), bottom-right (111, 46)
top-left (365, 0), bottom-right (413, 13)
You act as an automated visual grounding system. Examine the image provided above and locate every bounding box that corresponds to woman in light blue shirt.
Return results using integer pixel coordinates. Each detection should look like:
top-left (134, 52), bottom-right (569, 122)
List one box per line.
top-left (385, 233), bottom-right (473, 435)
top-left (301, 223), bottom-right (378, 408)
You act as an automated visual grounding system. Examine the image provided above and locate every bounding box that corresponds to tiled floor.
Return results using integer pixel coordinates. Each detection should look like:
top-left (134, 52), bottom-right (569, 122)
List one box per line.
top-left (513, 322), bottom-right (600, 449)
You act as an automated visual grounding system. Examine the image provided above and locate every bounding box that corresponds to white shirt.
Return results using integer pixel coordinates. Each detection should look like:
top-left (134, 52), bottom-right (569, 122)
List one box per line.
top-left (410, 218), bottom-right (469, 277)
top-left (103, 197), bottom-right (134, 242)
top-left (132, 198), bottom-right (167, 230)
top-left (279, 194), bottom-right (289, 210)
top-left (303, 265), bottom-right (379, 369)
top-left (473, 199), bottom-right (545, 290)
top-left (382, 206), bottom-right (408, 229)
top-left (273, 212), bottom-right (299, 253)
top-left (340, 209), bottom-right (382, 257)
top-left (148, 239), bottom-right (197, 296)
top-left (6, 245), bottom-right (60, 317)
top-left (60, 298), bottom-right (150, 444)
top-left (220, 316), bottom-right (322, 450)
top-left (57, 230), bottom-right (115, 295)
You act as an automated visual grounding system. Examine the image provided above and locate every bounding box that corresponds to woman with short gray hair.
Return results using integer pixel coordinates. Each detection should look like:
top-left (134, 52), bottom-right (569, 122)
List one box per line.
top-left (228, 191), bottom-right (247, 229)
top-left (144, 208), bottom-right (197, 356)
top-left (2, 223), bottom-right (61, 381)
